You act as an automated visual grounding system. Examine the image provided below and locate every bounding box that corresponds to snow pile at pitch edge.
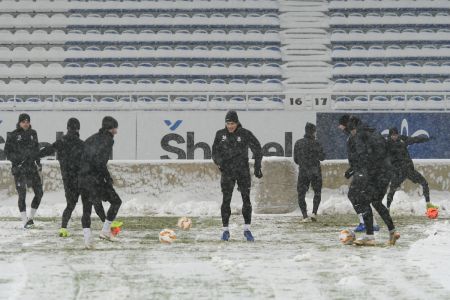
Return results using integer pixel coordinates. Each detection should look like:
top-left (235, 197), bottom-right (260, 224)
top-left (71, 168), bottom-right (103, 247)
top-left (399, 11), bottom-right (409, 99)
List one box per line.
top-left (0, 188), bottom-right (448, 218)
top-left (407, 221), bottom-right (450, 292)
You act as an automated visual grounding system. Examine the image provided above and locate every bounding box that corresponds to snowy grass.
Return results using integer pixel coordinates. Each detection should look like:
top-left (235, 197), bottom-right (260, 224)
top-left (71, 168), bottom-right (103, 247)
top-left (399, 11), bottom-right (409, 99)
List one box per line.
top-left (0, 215), bottom-right (449, 299)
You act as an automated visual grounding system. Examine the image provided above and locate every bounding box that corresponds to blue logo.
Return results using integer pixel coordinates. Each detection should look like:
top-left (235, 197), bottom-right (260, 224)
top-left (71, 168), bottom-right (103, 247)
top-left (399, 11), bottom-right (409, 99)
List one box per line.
top-left (164, 120), bottom-right (183, 131)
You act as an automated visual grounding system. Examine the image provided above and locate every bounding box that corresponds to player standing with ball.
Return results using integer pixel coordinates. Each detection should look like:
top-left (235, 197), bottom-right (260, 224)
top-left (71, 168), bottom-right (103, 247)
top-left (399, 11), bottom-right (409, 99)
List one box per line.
top-left (78, 116), bottom-right (122, 249)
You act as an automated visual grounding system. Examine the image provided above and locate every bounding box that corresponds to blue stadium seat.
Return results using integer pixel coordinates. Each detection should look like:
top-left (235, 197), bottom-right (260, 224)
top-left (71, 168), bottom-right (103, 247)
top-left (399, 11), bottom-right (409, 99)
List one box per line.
top-left (372, 95), bottom-right (389, 102)
top-left (428, 95), bottom-right (443, 101)
top-left (391, 95), bottom-right (406, 102)
top-left (389, 78), bottom-right (405, 84)
top-left (407, 78), bottom-right (422, 84)
top-left (371, 78), bottom-right (386, 84)
top-left (333, 62), bottom-right (348, 68)
top-left (354, 95), bottom-right (368, 102)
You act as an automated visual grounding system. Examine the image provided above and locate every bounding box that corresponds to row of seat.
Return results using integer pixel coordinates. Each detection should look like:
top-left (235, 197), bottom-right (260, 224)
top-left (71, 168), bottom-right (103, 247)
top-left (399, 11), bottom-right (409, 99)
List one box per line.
top-left (0, 95), bottom-right (284, 104)
top-left (0, 12), bottom-right (280, 20)
top-left (0, 60), bottom-right (281, 66)
top-left (0, 64), bottom-right (283, 79)
top-left (334, 78), bottom-right (450, 84)
top-left (0, 15), bottom-right (280, 30)
top-left (1, 28), bottom-right (279, 35)
top-left (0, 61), bottom-right (281, 67)
top-left (0, 81), bottom-right (284, 92)
top-left (333, 44), bottom-right (450, 51)
top-left (333, 65), bottom-right (450, 75)
top-left (329, 0), bottom-right (450, 10)
top-left (334, 61), bottom-right (450, 68)
top-left (331, 31), bottom-right (450, 40)
top-left (333, 95), bottom-right (447, 102)
top-left (333, 82), bottom-right (450, 92)
top-left (332, 94), bottom-right (448, 110)
top-left (3, 28), bottom-right (278, 35)
top-left (0, 29), bottom-right (280, 37)
top-left (1, 78), bottom-right (282, 84)
top-left (0, 95), bottom-right (285, 110)
top-left (0, 44), bottom-right (281, 51)
top-left (0, 31), bottom-right (281, 44)
top-left (330, 12), bottom-right (450, 17)
top-left (0, 0), bottom-right (279, 12)
top-left (332, 28), bottom-right (450, 35)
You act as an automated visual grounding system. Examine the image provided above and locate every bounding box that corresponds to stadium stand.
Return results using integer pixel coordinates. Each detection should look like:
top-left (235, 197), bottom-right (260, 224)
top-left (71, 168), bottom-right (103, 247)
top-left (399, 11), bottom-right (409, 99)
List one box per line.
top-left (0, 0), bottom-right (449, 110)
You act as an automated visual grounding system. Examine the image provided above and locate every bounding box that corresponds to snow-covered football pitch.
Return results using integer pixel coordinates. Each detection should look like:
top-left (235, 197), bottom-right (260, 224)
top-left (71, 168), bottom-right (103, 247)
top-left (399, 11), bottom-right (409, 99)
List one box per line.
top-left (1, 214), bottom-right (449, 300)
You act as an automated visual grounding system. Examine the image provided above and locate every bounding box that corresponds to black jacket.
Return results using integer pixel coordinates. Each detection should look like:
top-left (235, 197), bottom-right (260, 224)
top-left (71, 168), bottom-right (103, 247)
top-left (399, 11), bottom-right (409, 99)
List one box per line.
top-left (4, 126), bottom-right (40, 175)
top-left (346, 133), bottom-right (358, 170)
top-left (212, 124), bottom-right (262, 174)
top-left (40, 130), bottom-right (84, 178)
top-left (293, 133), bottom-right (325, 173)
top-left (351, 120), bottom-right (389, 174)
top-left (78, 128), bottom-right (114, 186)
top-left (386, 135), bottom-right (429, 169)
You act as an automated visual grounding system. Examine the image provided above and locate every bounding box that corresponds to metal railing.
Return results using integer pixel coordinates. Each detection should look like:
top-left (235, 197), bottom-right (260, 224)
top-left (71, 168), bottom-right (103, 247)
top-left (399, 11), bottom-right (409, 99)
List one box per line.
top-left (0, 91), bottom-right (449, 111)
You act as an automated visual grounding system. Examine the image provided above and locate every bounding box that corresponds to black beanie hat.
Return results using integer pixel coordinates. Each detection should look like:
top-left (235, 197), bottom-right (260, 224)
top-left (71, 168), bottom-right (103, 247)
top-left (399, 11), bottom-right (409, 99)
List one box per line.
top-left (67, 117), bottom-right (80, 131)
top-left (225, 110), bottom-right (239, 123)
top-left (338, 114), bottom-right (350, 126)
top-left (389, 127), bottom-right (399, 136)
top-left (347, 116), bottom-right (361, 131)
top-left (18, 113), bottom-right (30, 123)
top-left (102, 116), bottom-right (118, 130)
top-left (305, 122), bottom-right (316, 135)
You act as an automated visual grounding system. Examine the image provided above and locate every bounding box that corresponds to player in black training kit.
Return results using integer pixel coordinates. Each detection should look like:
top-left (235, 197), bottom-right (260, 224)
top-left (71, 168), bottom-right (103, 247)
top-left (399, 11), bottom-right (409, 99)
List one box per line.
top-left (4, 113), bottom-right (43, 228)
top-left (339, 115), bottom-right (380, 233)
top-left (212, 110), bottom-right (263, 242)
top-left (386, 127), bottom-right (437, 212)
top-left (339, 115), bottom-right (400, 246)
top-left (294, 122), bottom-right (325, 222)
top-left (39, 118), bottom-right (107, 237)
top-left (78, 116), bottom-right (122, 249)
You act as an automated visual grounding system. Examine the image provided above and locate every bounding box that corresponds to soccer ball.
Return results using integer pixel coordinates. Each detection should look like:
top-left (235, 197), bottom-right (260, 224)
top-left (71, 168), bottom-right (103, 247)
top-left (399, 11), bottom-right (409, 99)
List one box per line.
top-left (426, 207), bottom-right (439, 219)
top-left (177, 217), bottom-right (192, 230)
top-left (159, 229), bottom-right (177, 244)
top-left (339, 229), bottom-right (355, 245)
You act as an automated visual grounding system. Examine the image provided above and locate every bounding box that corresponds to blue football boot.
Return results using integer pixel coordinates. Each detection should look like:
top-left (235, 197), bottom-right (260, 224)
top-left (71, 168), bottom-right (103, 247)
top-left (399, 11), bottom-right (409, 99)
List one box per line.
top-left (354, 223), bottom-right (366, 232)
top-left (244, 230), bottom-right (254, 242)
top-left (221, 230), bottom-right (230, 241)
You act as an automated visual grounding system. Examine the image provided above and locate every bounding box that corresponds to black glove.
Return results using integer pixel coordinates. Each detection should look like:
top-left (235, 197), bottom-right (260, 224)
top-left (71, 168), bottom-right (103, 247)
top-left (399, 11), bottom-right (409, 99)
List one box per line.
top-left (105, 176), bottom-right (114, 186)
top-left (344, 168), bottom-right (354, 179)
top-left (254, 168), bottom-right (263, 179)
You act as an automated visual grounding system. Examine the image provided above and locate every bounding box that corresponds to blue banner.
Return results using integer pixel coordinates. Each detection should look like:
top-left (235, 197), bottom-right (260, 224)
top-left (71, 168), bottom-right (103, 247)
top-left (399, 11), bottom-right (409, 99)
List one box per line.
top-left (317, 113), bottom-right (450, 159)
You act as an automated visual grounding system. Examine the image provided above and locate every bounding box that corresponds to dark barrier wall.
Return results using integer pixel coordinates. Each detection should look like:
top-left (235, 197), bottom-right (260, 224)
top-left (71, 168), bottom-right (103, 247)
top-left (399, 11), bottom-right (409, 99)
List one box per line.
top-left (317, 113), bottom-right (450, 159)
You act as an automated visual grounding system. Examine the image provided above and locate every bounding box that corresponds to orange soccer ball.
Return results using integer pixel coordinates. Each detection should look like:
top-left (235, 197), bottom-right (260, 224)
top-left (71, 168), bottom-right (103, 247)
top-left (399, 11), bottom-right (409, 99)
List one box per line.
top-left (426, 208), bottom-right (439, 219)
top-left (177, 217), bottom-right (192, 230)
top-left (159, 229), bottom-right (177, 244)
top-left (339, 229), bottom-right (355, 245)
top-left (111, 226), bottom-right (122, 237)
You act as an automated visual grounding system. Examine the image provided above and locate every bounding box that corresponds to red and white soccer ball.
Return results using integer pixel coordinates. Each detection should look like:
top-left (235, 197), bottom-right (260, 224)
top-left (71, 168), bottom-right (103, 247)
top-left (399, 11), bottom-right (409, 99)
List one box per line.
top-left (339, 229), bottom-right (355, 245)
top-left (177, 217), bottom-right (192, 230)
top-left (426, 208), bottom-right (439, 219)
top-left (159, 229), bottom-right (177, 244)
